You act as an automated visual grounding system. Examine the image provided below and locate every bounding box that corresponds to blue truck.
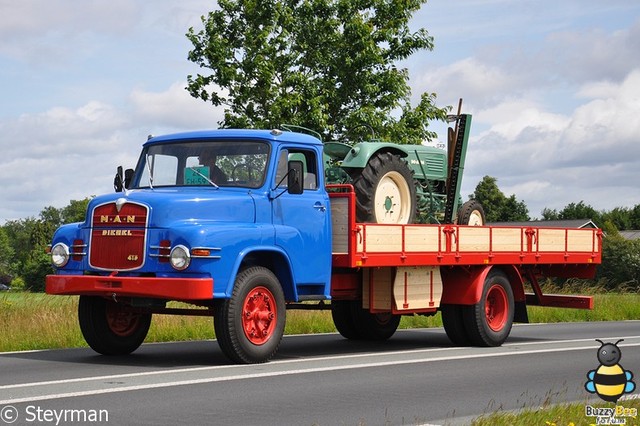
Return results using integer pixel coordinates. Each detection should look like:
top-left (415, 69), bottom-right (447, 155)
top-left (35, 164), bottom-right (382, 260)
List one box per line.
top-left (46, 119), bottom-right (601, 363)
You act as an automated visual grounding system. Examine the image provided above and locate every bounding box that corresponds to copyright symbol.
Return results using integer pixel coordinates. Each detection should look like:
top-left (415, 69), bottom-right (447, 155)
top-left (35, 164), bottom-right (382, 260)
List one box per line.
top-left (0, 406), bottom-right (18, 423)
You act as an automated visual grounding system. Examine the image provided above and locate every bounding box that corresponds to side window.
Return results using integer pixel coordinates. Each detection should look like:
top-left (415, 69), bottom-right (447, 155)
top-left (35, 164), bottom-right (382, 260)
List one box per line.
top-left (275, 148), bottom-right (318, 190)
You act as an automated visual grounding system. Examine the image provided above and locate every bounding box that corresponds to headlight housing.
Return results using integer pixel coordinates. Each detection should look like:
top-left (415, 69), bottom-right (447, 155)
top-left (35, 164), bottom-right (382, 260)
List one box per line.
top-left (170, 245), bottom-right (191, 270)
top-left (51, 243), bottom-right (70, 267)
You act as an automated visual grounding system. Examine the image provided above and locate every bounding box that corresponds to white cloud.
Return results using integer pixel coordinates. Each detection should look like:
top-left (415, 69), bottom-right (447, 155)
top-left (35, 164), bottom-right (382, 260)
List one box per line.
top-left (130, 81), bottom-right (225, 131)
top-left (462, 69), bottom-right (640, 217)
top-left (0, 79), bottom-right (227, 222)
top-left (417, 58), bottom-right (523, 108)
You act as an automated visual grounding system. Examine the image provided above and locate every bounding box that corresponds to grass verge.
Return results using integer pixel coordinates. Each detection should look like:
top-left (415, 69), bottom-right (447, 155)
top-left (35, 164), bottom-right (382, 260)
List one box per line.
top-left (2, 291), bottom-right (639, 353)
top-left (471, 397), bottom-right (640, 426)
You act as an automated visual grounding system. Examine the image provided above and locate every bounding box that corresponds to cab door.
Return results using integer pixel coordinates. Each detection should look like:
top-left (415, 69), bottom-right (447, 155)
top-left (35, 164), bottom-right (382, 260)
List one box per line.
top-left (271, 146), bottom-right (331, 299)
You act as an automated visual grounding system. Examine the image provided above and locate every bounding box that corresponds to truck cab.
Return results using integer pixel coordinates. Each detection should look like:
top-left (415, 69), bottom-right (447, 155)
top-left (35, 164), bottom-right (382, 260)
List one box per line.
top-left (47, 129), bottom-right (332, 362)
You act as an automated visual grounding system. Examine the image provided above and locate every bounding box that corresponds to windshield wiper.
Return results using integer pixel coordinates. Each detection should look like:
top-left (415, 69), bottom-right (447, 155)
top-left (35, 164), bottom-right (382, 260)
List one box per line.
top-left (145, 154), bottom-right (154, 189)
top-left (188, 166), bottom-right (219, 188)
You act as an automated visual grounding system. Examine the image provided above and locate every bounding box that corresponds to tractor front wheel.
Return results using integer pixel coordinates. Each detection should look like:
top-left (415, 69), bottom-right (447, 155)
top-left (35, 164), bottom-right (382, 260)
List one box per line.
top-left (457, 199), bottom-right (486, 226)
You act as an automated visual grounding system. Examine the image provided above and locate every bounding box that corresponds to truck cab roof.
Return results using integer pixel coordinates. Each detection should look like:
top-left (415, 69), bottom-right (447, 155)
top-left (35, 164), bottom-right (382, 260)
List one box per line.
top-left (145, 129), bottom-right (323, 147)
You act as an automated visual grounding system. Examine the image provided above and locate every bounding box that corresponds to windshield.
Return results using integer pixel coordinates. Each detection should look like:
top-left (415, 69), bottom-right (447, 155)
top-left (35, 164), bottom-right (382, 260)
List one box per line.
top-left (133, 140), bottom-right (270, 189)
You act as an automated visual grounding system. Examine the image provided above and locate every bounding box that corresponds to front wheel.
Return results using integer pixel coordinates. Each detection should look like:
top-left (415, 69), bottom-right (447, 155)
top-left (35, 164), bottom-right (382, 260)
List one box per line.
top-left (78, 296), bottom-right (151, 355)
top-left (463, 270), bottom-right (514, 346)
top-left (214, 267), bottom-right (286, 364)
top-left (457, 199), bottom-right (486, 226)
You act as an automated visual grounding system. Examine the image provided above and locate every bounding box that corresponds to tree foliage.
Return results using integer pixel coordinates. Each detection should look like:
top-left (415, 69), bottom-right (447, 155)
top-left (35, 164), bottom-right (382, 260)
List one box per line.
top-left (469, 176), bottom-right (530, 222)
top-left (541, 201), bottom-right (603, 226)
top-left (0, 198), bottom-right (92, 291)
top-left (186, 0), bottom-right (448, 142)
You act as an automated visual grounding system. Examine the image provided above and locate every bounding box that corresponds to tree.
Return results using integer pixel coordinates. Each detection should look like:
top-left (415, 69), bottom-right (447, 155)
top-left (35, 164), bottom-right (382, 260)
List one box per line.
top-left (557, 201), bottom-right (601, 223)
top-left (186, 0), bottom-right (448, 142)
top-left (0, 228), bottom-right (15, 283)
top-left (0, 197), bottom-right (92, 291)
top-left (470, 176), bottom-right (530, 222)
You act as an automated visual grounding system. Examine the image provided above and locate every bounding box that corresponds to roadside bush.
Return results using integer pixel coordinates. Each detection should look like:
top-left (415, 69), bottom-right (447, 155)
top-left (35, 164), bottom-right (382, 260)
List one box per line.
top-left (598, 234), bottom-right (640, 291)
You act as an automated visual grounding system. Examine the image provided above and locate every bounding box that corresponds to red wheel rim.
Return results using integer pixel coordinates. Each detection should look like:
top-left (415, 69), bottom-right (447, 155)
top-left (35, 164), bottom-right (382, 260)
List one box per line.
top-left (242, 286), bottom-right (277, 345)
top-left (106, 303), bottom-right (141, 337)
top-left (485, 284), bottom-right (508, 332)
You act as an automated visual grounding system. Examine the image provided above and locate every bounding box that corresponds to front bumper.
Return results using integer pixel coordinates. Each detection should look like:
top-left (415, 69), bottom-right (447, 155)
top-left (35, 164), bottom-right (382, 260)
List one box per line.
top-left (46, 275), bottom-right (214, 301)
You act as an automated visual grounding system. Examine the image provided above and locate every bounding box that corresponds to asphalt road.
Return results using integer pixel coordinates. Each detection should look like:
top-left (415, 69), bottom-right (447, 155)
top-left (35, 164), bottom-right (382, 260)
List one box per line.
top-left (1, 321), bottom-right (639, 425)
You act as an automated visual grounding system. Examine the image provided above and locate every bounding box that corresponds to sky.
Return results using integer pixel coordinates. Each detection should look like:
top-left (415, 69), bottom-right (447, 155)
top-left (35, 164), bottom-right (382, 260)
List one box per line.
top-left (1, 0), bottom-right (639, 222)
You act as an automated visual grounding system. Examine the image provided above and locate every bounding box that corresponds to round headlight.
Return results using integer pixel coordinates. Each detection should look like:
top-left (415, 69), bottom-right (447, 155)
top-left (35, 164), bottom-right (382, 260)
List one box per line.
top-left (51, 243), bottom-right (70, 267)
top-left (170, 245), bottom-right (191, 270)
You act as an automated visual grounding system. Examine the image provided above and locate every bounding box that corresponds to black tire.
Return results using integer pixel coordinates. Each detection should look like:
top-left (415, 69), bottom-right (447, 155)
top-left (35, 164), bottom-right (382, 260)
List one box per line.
top-left (463, 270), bottom-right (514, 347)
top-left (214, 267), bottom-right (286, 364)
top-left (441, 304), bottom-right (471, 346)
top-left (78, 296), bottom-right (151, 355)
top-left (331, 300), bottom-right (362, 340)
top-left (351, 151), bottom-right (417, 224)
top-left (351, 306), bottom-right (401, 341)
top-left (457, 199), bottom-right (486, 226)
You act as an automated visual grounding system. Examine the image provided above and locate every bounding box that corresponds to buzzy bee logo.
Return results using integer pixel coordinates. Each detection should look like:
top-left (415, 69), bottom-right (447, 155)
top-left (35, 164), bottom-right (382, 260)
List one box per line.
top-left (585, 339), bottom-right (635, 403)
top-left (583, 339), bottom-right (637, 425)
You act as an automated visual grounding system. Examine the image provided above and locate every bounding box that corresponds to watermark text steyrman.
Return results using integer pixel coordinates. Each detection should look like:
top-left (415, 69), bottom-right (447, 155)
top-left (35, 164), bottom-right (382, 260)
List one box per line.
top-left (1, 405), bottom-right (109, 425)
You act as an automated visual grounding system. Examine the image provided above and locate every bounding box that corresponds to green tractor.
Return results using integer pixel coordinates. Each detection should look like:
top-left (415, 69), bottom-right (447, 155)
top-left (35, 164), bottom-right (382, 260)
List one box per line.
top-left (322, 113), bottom-right (485, 226)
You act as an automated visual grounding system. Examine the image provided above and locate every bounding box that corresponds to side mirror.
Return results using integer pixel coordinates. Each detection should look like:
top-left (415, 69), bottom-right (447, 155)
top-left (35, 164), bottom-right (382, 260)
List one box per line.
top-left (114, 166), bottom-right (134, 192)
top-left (114, 166), bottom-right (124, 192)
top-left (287, 160), bottom-right (304, 195)
top-left (124, 168), bottom-right (134, 189)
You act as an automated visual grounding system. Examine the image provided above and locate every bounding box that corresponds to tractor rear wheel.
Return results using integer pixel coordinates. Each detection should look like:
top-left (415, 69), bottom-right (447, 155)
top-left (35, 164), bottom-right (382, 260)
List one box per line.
top-left (351, 152), bottom-right (416, 224)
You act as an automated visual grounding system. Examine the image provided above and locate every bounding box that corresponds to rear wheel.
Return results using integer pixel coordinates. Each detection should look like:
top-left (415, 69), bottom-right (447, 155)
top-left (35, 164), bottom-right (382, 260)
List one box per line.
top-left (78, 296), bottom-right (151, 355)
top-left (463, 270), bottom-right (514, 346)
top-left (331, 300), bottom-right (361, 339)
top-left (441, 304), bottom-right (471, 346)
top-left (351, 306), bottom-right (400, 341)
top-left (214, 267), bottom-right (285, 363)
top-left (332, 300), bottom-right (400, 341)
top-left (351, 152), bottom-right (416, 224)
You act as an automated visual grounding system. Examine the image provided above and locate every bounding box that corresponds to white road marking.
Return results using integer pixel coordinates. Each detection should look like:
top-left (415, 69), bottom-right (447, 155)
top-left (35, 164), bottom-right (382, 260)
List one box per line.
top-left (2, 336), bottom-right (640, 405)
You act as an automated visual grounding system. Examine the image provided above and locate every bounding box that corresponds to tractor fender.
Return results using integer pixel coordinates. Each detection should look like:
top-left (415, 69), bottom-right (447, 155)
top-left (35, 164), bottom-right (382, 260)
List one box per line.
top-left (338, 142), bottom-right (408, 170)
top-left (440, 265), bottom-right (526, 306)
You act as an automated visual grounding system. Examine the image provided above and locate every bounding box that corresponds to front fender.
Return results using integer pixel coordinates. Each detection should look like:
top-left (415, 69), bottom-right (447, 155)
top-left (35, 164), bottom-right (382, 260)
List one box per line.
top-left (219, 246), bottom-right (297, 301)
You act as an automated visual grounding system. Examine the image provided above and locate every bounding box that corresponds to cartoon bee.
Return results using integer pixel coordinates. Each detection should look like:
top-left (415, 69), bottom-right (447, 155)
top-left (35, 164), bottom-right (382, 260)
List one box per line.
top-left (585, 339), bottom-right (636, 402)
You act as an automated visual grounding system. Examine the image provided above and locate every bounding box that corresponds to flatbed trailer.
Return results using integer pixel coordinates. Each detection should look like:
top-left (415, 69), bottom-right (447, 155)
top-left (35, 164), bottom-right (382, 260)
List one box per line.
top-left (326, 185), bottom-right (600, 346)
